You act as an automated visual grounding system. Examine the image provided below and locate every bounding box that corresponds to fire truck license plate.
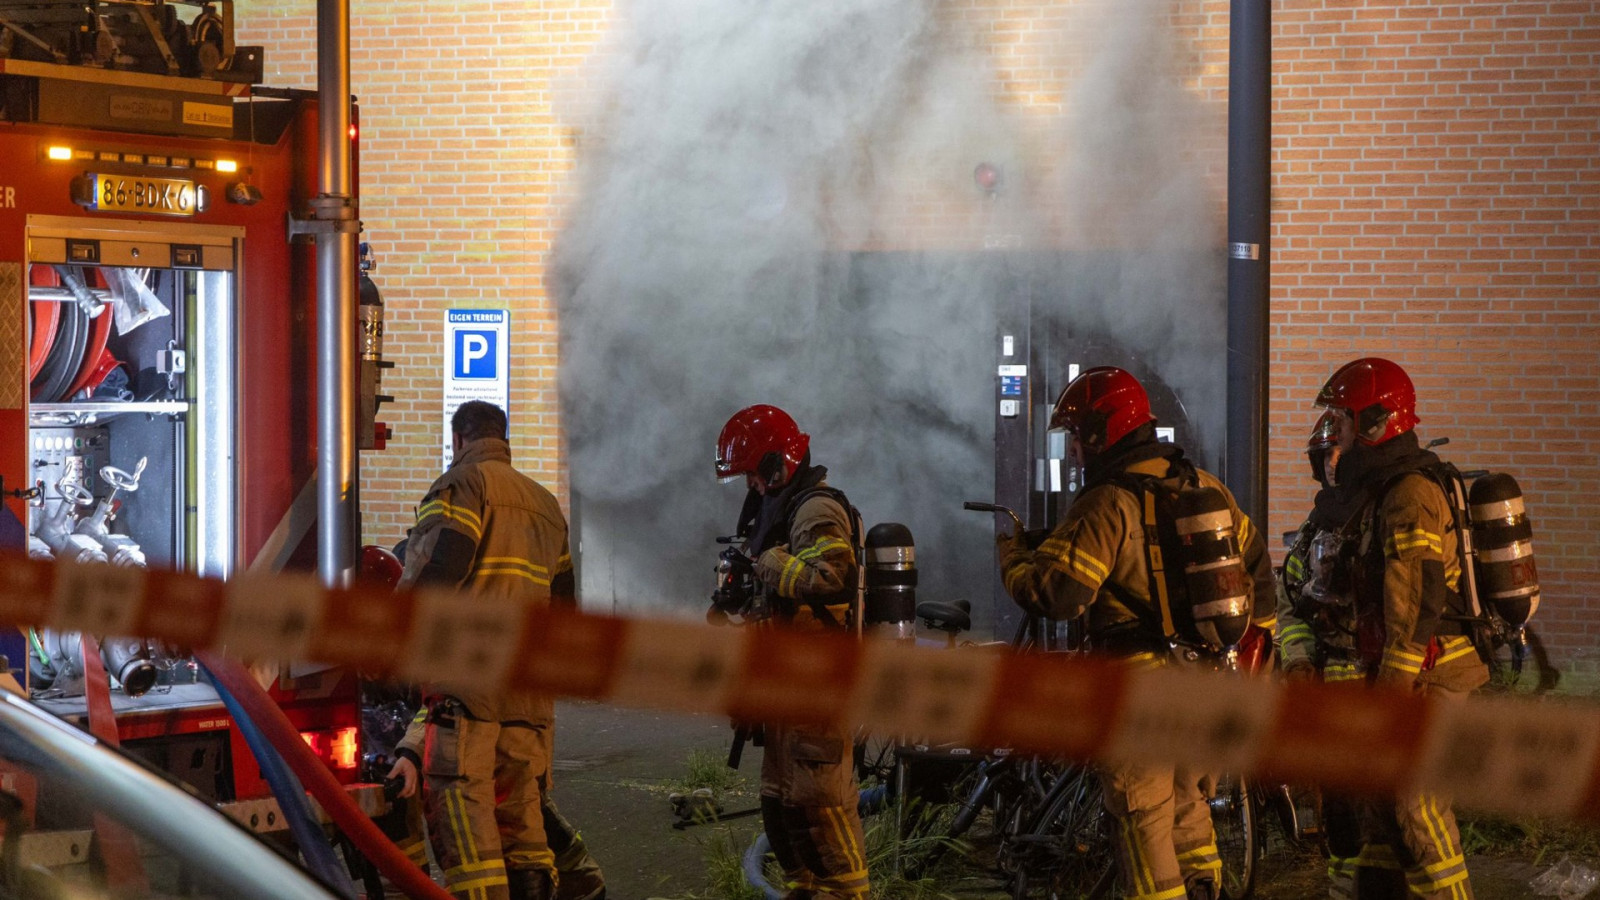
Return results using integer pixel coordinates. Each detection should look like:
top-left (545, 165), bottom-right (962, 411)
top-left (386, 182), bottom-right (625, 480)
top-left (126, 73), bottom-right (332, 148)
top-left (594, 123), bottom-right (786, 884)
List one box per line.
top-left (90, 174), bottom-right (198, 216)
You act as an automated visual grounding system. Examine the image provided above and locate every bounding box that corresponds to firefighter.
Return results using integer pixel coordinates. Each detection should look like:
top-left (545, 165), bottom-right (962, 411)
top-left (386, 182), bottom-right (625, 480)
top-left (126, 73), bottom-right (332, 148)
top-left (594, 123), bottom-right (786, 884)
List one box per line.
top-left (1311, 358), bottom-right (1485, 900)
top-left (385, 400), bottom-right (603, 900)
top-left (999, 366), bottom-right (1276, 900)
top-left (1276, 409), bottom-right (1367, 900)
top-left (715, 404), bottom-right (868, 900)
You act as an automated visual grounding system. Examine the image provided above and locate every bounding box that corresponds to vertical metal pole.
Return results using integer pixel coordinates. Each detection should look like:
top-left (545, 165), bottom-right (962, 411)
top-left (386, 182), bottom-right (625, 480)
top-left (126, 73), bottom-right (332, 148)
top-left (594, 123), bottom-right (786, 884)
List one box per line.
top-left (1226, 0), bottom-right (1271, 527)
top-left (316, 0), bottom-right (357, 586)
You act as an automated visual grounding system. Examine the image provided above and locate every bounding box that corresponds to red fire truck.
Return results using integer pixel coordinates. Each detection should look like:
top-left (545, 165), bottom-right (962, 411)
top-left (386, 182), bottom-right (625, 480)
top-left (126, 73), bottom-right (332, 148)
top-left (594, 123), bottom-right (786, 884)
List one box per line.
top-left (0, 3), bottom-right (390, 810)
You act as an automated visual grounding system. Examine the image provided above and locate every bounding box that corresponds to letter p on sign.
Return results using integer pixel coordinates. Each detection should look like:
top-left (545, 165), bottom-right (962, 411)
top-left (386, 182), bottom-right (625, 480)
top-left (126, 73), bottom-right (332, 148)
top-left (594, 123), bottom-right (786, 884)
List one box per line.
top-left (454, 331), bottom-right (496, 379)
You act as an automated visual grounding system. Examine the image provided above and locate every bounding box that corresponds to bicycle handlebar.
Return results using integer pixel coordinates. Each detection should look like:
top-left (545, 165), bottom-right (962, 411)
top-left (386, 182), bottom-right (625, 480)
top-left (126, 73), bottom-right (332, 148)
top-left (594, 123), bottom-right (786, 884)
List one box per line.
top-left (964, 501), bottom-right (1024, 533)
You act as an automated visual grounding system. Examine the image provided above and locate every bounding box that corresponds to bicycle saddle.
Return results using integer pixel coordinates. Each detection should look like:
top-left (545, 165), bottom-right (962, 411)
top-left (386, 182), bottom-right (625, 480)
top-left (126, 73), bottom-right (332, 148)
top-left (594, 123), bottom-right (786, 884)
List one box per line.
top-left (916, 599), bottom-right (971, 634)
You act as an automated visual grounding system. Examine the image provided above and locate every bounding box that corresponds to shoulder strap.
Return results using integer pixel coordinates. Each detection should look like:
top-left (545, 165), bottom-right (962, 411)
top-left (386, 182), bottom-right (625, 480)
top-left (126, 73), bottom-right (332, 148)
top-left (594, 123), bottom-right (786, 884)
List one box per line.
top-left (1100, 472), bottom-right (1178, 639)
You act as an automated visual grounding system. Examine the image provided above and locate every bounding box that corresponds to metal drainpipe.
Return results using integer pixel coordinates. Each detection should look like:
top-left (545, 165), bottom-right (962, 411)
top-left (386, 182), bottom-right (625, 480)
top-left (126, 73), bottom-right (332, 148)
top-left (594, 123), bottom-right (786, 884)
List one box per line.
top-left (1225, 0), bottom-right (1271, 529)
top-left (316, 0), bottom-right (357, 586)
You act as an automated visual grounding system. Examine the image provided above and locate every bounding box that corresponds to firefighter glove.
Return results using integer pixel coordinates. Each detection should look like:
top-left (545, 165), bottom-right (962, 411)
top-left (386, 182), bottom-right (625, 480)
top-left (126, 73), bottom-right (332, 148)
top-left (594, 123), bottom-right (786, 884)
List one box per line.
top-left (996, 529), bottom-right (1029, 569)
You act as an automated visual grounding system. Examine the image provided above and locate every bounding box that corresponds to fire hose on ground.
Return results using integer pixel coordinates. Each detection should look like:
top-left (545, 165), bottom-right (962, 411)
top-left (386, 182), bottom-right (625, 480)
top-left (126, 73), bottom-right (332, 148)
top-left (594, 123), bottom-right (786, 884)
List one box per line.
top-left (196, 651), bottom-right (455, 900)
top-left (202, 661), bottom-right (356, 900)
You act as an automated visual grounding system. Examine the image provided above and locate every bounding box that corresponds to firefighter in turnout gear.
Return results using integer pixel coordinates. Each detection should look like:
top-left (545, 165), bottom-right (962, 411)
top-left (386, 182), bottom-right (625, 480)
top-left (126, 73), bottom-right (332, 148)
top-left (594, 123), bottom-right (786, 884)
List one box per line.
top-left (1276, 409), bottom-right (1367, 899)
top-left (1313, 358), bottom-right (1486, 900)
top-left (1000, 367), bottom-right (1277, 900)
top-left (715, 404), bottom-right (869, 900)
top-left (386, 401), bottom-right (604, 900)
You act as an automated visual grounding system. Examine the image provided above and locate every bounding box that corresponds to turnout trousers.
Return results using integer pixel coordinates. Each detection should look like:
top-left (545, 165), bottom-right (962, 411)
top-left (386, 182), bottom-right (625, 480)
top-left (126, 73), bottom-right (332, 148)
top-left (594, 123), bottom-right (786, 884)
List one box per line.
top-left (423, 716), bottom-right (557, 900)
top-left (760, 722), bottom-right (869, 899)
top-left (1100, 759), bottom-right (1221, 900)
top-left (1354, 683), bottom-right (1475, 900)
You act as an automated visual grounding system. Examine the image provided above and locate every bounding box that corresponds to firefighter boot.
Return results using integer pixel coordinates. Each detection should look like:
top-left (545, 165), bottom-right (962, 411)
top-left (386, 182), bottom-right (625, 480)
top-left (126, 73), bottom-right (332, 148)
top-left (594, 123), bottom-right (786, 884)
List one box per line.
top-left (545, 798), bottom-right (605, 900)
top-left (552, 837), bottom-right (605, 900)
top-left (506, 867), bottom-right (555, 900)
top-left (1187, 878), bottom-right (1218, 900)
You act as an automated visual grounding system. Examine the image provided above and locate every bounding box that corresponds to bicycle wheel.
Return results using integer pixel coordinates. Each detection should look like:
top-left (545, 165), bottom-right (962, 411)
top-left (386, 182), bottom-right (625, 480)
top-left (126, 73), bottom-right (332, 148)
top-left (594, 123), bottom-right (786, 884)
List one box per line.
top-left (1008, 768), bottom-right (1116, 900)
top-left (1210, 774), bottom-right (1257, 900)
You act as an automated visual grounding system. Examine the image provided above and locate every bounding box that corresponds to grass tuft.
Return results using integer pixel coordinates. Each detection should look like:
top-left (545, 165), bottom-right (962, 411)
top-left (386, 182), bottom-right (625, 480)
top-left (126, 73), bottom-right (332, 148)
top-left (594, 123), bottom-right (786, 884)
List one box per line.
top-left (1459, 813), bottom-right (1600, 866)
top-left (664, 748), bottom-right (753, 800)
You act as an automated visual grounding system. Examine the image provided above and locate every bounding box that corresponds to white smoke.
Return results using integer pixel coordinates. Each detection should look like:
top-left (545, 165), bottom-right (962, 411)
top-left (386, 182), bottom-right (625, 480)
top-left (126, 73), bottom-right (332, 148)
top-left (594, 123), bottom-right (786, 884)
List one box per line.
top-left (553, 0), bottom-right (1226, 630)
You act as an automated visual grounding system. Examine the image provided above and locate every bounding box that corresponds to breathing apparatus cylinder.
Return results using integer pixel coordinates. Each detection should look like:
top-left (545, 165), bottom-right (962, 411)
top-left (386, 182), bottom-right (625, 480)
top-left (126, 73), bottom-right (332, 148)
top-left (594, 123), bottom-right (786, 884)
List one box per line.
top-left (1469, 473), bottom-right (1540, 628)
top-left (1172, 487), bottom-right (1252, 650)
top-left (864, 523), bottom-right (916, 641)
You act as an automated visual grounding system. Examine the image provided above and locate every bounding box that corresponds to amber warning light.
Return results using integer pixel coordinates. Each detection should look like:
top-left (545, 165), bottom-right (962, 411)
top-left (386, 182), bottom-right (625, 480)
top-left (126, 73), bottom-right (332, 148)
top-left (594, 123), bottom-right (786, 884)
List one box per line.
top-left (300, 727), bottom-right (360, 771)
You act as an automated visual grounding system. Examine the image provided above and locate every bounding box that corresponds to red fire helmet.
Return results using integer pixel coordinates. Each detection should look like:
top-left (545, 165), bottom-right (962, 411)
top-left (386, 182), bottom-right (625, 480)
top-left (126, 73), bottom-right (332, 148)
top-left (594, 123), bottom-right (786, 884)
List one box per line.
top-left (358, 544), bottom-right (404, 590)
top-left (1048, 366), bottom-right (1154, 452)
top-left (1314, 357), bottom-right (1419, 446)
top-left (715, 404), bottom-right (810, 485)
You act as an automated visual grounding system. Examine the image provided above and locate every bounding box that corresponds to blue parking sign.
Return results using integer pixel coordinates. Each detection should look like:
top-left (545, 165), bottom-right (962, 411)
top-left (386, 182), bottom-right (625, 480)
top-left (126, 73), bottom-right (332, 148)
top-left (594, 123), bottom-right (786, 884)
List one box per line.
top-left (454, 330), bottom-right (497, 379)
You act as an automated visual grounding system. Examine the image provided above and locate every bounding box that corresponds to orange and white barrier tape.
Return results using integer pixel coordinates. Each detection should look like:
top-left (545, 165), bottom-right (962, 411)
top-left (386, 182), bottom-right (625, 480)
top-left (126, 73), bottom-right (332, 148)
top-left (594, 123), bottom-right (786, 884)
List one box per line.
top-left (3, 551), bottom-right (1598, 823)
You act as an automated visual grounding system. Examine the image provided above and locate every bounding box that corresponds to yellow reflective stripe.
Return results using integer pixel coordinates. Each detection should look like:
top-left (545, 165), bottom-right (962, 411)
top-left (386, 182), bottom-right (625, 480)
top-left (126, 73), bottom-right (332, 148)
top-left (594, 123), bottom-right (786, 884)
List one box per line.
top-left (1381, 654), bottom-right (1424, 675)
top-left (1420, 853), bottom-right (1468, 877)
top-left (1285, 554), bottom-right (1307, 579)
top-left (555, 552), bottom-right (572, 574)
top-left (1177, 842), bottom-right (1221, 873)
top-left (417, 499), bottom-right (484, 539)
top-left (1324, 664), bottom-right (1364, 682)
top-left (1038, 537), bottom-right (1110, 587)
top-left (1413, 796), bottom-right (1454, 887)
top-left (1408, 865), bottom-right (1469, 891)
top-left (1434, 636), bottom-right (1476, 666)
top-left (798, 538), bottom-right (850, 560)
top-left (1254, 613), bottom-right (1278, 631)
top-left (1280, 623), bottom-right (1314, 645)
top-left (779, 556), bottom-right (805, 599)
top-left (447, 788), bottom-right (480, 866)
top-left (446, 859), bottom-right (508, 878)
top-left (448, 873), bottom-right (510, 894)
top-left (1118, 811), bottom-right (1156, 897)
top-left (1238, 514), bottom-right (1254, 549)
top-left (1382, 643), bottom-right (1426, 673)
top-left (472, 565), bottom-right (552, 587)
top-left (820, 805), bottom-right (868, 884)
top-left (478, 557), bottom-right (549, 576)
top-left (1423, 793), bottom-right (1463, 863)
top-left (1389, 527), bottom-right (1442, 555)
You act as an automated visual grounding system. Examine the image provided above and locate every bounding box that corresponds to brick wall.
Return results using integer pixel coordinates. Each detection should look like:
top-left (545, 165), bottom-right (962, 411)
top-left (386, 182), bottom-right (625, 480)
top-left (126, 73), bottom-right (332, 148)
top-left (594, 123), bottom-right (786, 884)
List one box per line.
top-left (238, 1), bottom-right (1598, 668)
top-left (236, 0), bottom-right (611, 547)
top-left (1268, 1), bottom-right (1599, 671)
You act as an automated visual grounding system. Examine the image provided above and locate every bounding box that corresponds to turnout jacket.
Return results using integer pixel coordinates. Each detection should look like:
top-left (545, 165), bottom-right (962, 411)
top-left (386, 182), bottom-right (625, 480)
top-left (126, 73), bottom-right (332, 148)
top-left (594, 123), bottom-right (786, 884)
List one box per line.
top-left (1002, 440), bottom-right (1276, 657)
top-left (1334, 435), bottom-right (1485, 689)
top-left (741, 464), bottom-right (858, 628)
top-left (397, 437), bottom-right (574, 727)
